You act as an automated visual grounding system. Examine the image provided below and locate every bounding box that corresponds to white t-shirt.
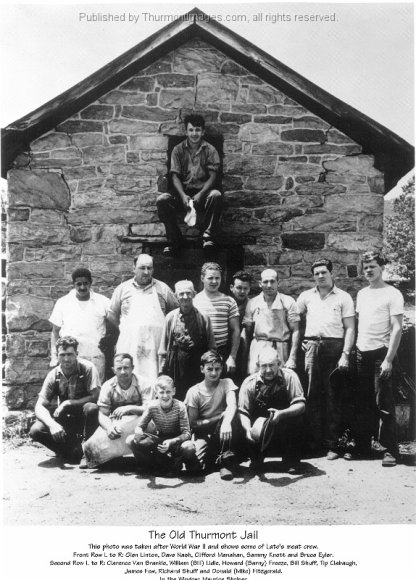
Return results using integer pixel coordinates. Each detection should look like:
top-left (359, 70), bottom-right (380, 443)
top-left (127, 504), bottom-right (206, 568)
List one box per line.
top-left (49, 289), bottom-right (110, 358)
top-left (356, 284), bottom-right (404, 351)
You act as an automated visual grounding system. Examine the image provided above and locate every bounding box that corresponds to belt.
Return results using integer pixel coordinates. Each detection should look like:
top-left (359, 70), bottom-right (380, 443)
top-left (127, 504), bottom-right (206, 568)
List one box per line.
top-left (256, 337), bottom-right (289, 343)
top-left (304, 336), bottom-right (343, 341)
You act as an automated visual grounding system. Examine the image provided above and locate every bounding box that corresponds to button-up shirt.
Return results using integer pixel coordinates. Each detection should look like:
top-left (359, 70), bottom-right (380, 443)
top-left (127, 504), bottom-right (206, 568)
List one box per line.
top-left (170, 138), bottom-right (220, 191)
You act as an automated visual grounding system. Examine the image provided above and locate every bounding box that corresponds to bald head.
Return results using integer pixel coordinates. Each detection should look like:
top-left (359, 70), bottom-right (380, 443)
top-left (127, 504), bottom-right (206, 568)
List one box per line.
top-left (133, 253), bottom-right (154, 287)
top-left (260, 269), bottom-right (279, 298)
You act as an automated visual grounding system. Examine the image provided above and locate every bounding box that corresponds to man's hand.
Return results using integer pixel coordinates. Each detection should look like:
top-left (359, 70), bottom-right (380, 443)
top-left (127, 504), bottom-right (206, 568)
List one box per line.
top-left (337, 353), bottom-right (350, 372)
top-left (268, 408), bottom-right (281, 426)
top-left (112, 406), bottom-right (135, 419)
top-left (225, 355), bottom-right (236, 375)
top-left (180, 195), bottom-right (191, 212)
top-left (219, 421), bottom-right (232, 442)
top-left (284, 357), bottom-right (297, 370)
top-left (157, 439), bottom-right (174, 454)
top-left (133, 429), bottom-right (144, 446)
top-left (107, 424), bottom-right (121, 440)
top-left (50, 422), bottom-right (66, 442)
top-left (53, 400), bottom-right (72, 419)
top-left (380, 359), bottom-right (393, 379)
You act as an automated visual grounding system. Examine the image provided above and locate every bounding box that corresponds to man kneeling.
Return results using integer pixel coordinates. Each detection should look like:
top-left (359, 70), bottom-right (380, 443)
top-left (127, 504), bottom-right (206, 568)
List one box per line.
top-left (238, 347), bottom-right (305, 473)
top-left (127, 375), bottom-right (197, 476)
top-left (185, 350), bottom-right (240, 480)
top-left (30, 336), bottom-right (100, 464)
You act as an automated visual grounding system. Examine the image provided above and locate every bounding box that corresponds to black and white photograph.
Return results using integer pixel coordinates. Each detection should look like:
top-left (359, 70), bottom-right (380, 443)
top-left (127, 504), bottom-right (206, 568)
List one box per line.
top-left (1, 0), bottom-right (415, 577)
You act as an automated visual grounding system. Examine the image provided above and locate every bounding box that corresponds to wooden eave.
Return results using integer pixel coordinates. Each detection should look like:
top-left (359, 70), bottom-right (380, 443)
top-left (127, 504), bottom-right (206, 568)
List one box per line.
top-left (2, 7), bottom-right (414, 189)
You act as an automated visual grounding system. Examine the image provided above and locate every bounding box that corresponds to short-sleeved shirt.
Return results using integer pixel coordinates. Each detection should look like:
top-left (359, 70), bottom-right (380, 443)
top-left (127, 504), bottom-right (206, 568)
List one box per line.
top-left (49, 290), bottom-right (110, 358)
top-left (39, 358), bottom-right (100, 405)
top-left (193, 292), bottom-right (239, 349)
top-left (98, 373), bottom-right (154, 413)
top-left (170, 139), bottom-right (220, 192)
top-left (185, 378), bottom-right (238, 419)
top-left (356, 284), bottom-right (404, 351)
top-left (109, 278), bottom-right (178, 323)
top-left (238, 369), bottom-right (305, 421)
top-left (138, 399), bottom-right (190, 443)
top-left (297, 285), bottom-right (355, 338)
top-left (243, 292), bottom-right (299, 342)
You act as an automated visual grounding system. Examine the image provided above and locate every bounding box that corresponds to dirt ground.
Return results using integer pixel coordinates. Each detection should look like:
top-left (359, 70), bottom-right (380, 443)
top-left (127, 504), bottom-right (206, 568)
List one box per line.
top-left (3, 441), bottom-right (416, 526)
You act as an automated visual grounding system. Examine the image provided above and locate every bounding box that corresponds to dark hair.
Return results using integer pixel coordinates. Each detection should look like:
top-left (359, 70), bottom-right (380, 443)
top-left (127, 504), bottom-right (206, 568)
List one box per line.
top-left (200, 350), bottom-right (223, 366)
top-left (56, 336), bottom-right (79, 353)
top-left (113, 352), bottom-right (134, 366)
top-left (311, 258), bottom-right (333, 274)
top-left (72, 267), bottom-right (92, 283)
top-left (360, 251), bottom-right (387, 266)
top-left (201, 262), bottom-right (222, 276)
top-left (231, 270), bottom-right (252, 285)
top-left (184, 114), bottom-right (205, 130)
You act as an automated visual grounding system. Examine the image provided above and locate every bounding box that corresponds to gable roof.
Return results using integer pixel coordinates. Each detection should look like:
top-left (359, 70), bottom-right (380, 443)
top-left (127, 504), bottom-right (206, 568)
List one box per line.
top-left (2, 7), bottom-right (413, 189)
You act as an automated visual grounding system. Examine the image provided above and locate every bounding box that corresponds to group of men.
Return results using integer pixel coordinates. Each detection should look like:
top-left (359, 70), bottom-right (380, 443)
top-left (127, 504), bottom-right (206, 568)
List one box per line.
top-left (30, 249), bottom-right (404, 477)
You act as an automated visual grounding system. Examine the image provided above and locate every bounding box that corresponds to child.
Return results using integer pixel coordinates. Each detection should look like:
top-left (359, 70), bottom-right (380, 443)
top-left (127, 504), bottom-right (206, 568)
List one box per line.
top-left (127, 375), bottom-right (197, 475)
top-left (185, 350), bottom-right (240, 480)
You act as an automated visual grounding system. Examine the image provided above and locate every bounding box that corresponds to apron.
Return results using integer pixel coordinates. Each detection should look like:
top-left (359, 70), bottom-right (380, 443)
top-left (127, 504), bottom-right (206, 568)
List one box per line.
top-left (248, 305), bottom-right (290, 374)
top-left (116, 286), bottom-right (165, 382)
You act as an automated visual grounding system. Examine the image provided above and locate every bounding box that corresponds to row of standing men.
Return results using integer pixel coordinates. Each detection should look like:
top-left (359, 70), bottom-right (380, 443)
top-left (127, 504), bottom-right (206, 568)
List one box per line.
top-left (30, 250), bottom-right (404, 475)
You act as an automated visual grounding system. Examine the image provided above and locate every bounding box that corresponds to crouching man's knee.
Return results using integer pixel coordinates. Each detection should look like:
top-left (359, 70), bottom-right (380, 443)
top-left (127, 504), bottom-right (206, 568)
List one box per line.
top-left (83, 402), bottom-right (99, 418)
top-left (180, 440), bottom-right (196, 460)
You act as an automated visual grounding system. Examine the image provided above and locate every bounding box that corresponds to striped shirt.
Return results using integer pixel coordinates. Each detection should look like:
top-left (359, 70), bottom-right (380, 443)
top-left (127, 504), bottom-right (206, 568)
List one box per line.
top-left (193, 292), bottom-right (239, 349)
top-left (138, 399), bottom-right (190, 443)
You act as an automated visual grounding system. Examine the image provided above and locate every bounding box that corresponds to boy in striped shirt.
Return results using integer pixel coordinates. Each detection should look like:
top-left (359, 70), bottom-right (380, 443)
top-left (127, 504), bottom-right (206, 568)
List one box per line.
top-left (127, 375), bottom-right (197, 475)
top-left (193, 262), bottom-right (240, 376)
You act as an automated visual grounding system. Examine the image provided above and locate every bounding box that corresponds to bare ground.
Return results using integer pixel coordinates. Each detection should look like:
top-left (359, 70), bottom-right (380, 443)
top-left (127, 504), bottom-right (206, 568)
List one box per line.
top-left (3, 441), bottom-right (416, 526)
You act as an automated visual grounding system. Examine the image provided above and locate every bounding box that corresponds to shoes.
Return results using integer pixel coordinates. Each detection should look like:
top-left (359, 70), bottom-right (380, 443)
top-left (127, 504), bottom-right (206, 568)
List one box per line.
top-left (250, 456), bottom-right (264, 471)
top-left (219, 466), bottom-right (233, 480)
top-left (382, 452), bottom-right (397, 467)
top-left (282, 458), bottom-right (302, 474)
top-left (326, 450), bottom-right (339, 461)
top-left (202, 238), bottom-right (215, 250)
top-left (343, 452), bottom-right (353, 461)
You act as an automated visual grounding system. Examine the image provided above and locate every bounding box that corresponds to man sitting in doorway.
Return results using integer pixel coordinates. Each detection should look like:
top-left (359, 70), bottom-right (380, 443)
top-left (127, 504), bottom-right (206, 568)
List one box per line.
top-left (156, 114), bottom-right (223, 255)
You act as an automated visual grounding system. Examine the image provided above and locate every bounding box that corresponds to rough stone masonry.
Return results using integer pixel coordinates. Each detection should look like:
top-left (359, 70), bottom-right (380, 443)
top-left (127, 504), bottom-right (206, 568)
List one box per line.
top-left (5, 38), bottom-right (385, 411)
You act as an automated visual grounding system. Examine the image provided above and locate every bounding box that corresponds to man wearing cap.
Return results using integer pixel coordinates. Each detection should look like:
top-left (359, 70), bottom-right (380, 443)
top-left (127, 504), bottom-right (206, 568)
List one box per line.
top-left (243, 269), bottom-right (300, 375)
top-left (297, 258), bottom-right (355, 459)
top-left (49, 267), bottom-right (111, 381)
top-left (108, 254), bottom-right (178, 382)
top-left (156, 114), bottom-right (223, 255)
top-left (159, 280), bottom-right (216, 401)
top-left (238, 347), bottom-right (305, 472)
top-left (229, 270), bottom-right (253, 384)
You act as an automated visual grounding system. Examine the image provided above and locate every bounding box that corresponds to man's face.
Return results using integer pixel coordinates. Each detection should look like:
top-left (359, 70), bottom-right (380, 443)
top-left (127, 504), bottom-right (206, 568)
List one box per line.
top-left (261, 272), bottom-right (278, 297)
top-left (362, 259), bottom-right (383, 283)
top-left (200, 361), bottom-right (222, 384)
top-left (57, 346), bottom-right (78, 374)
top-left (258, 353), bottom-right (280, 383)
top-left (230, 279), bottom-right (250, 304)
top-left (133, 256), bottom-right (154, 286)
top-left (185, 122), bottom-right (204, 147)
top-left (177, 289), bottom-right (194, 311)
top-left (202, 268), bottom-right (221, 293)
top-left (313, 266), bottom-right (333, 289)
top-left (113, 357), bottom-right (134, 389)
top-left (157, 384), bottom-right (175, 410)
top-left (73, 276), bottom-right (91, 300)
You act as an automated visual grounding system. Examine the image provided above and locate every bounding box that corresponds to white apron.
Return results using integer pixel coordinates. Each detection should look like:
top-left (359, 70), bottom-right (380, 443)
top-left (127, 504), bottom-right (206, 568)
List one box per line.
top-left (116, 287), bottom-right (165, 382)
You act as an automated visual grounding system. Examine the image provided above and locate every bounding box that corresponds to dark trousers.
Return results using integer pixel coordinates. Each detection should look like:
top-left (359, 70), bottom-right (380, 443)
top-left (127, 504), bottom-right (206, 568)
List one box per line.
top-left (30, 403), bottom-right (99, 459)
top-left (129, 435), bottom-right (196, 470)
top-left (248, 415), bottom-right (304, 462)
top-left (193, 415), bottom-right (244, 471)
top-left (355, 347), bottom-right (399, 457)
top-left (303, 338), bottom-right (344, 451)
top-left (156, 189), bottom-right (223, 246)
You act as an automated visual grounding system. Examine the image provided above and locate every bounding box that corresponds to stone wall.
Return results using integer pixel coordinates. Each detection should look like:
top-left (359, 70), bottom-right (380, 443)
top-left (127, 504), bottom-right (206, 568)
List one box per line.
top-left (5, 37), bottom-right (384, 410)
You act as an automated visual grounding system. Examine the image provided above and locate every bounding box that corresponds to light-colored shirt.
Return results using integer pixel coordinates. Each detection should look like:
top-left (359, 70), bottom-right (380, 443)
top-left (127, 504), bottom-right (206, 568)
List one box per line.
top-left (185, 378), bottom-right (238, 419)
top-left (98, 373), bottom-right (154, 413)
top-left (243, 292), bottom-right (299, 341)
top-left (297, 285), bottom-right (355, 339)
top-left (109, 278), bottom-right (178, 323)
top-left (49, 289), bottom-right (110, 358)
top-left (170, 138), bottom-right (220, 191)
top-left (193, 292), bottom-right (239, 349)
top-left (356, 285), bottom-right (404, 351)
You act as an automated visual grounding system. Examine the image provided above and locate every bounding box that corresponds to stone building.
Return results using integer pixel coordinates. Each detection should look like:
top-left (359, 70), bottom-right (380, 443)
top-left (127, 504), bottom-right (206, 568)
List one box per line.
top-left (1, 8), bottom-right (413, 411)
